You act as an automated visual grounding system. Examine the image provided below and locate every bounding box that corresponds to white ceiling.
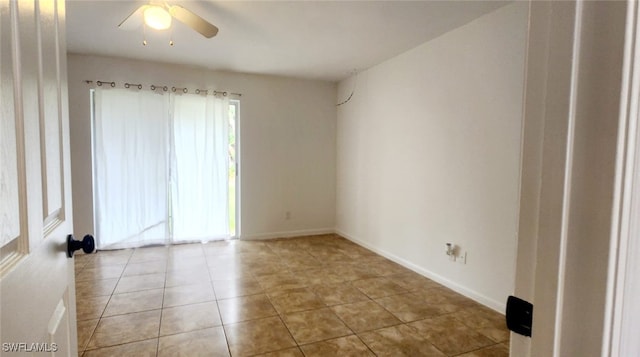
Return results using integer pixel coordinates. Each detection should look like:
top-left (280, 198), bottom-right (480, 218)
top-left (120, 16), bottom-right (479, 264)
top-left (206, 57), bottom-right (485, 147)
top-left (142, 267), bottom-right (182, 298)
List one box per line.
top-left (66, 1), bottom-right (509, 82)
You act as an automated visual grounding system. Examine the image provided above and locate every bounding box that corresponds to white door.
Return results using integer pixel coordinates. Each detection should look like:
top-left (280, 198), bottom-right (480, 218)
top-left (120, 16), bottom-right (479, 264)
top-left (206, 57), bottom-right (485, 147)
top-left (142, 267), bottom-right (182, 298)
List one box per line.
top-left (512, 1), bottom-right (630, 356)
top-left (1, 0), bottom-right (77, 355)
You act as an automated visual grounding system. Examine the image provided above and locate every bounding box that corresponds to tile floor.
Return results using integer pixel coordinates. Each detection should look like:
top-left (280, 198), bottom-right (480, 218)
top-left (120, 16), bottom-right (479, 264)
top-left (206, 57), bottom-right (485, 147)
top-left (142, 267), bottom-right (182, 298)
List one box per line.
top-left (74, 234), bottom-right (509, 356)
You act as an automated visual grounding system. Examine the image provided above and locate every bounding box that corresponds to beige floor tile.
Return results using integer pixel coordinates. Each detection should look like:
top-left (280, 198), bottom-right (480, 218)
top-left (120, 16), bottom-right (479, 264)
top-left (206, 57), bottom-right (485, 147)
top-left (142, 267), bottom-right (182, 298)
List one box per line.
top-left (300, 335), bottom-right (374, 356)
top-left (307, 250), bottom-right (350, 263)
top-left (363, 261), bottom-right (412, 276)
top-left (408, 314), bottom-right (494, 356)
top-left (412, 287), bottom-right (471, 314)
top-left (454, 306), bottom-right (510, 343)
top-left (281, 308), bottom-right (352, 345)
top-left (267, 288), bottom-right (325, 314)
top-left (358, 324), bottom-right (446, 357)
top-left (166, 256), bottom-right (208, 272)
top-left (165, 267), bottom-right (211, 288)
top-left (86, 310), bottom-right (161, 349)
top-left (76, 264), bottom-right (125, 281)
top-left (75, 278), bottom-right (118, 298)
top-left (212, 278), bottom-right (264, 299)
top-left (310, 283), bottom-right (370, 306)
top-left (206, 254), bottom-right (241, 266)
top-left (238, 253), bottom-right (281, 266)
top-left (217, 294), bottom-right (278, 324)
top-left (458, 343), bottom-right (510, 357)
top-left (123, 260), bottom-right (167, 276)
top-left (77, 319), bottom-right (99, 352)
top-left (257, 272), bottom-right (306, 292)
top-left (280, 253), bottom-right (324, 271)
top-left (253, 347), bottom-right (305, 357)
top-left (234, 241), bottom-right (273, 254)
top-left (338, 245), bottom-right (377, 260)
top-left (375, 292), bottom-right (443, 322)
top-left (169, 243), bottom-right (205, 259)
top-left (83, 338), bottom-right (158, 357)
top-left (83, 253), bottom-right (132, 268)
top-left (323, 265), bottom-right (375, 282)
top-left (129, 246), bottom-right (169, 263)
top-left (246, 248), bottom-right (280, 259)
top-left (424, 287), bottom-right (480, 308)
top-left (351, 277), bottom-right (408, 299)
top-left (224, 316), bottom-right (297, 356)
top-left (208, 264), bottom-right (254, 280)
top-left (158, 327), bottom-right (229, 357)
top-left (331, 300), bottom-right (401, 333)
top-left (387, 272), bottom-right (443, 291)
top-left (115, 273), bottom-right (166, 294)
top-left (160, 301), bottom-right (221, 336)
top-left (103, 289), bottom-right (164, 317)
top-left (295, 268), bottom-right (347, 285)
top-left (348, 266), bottom-right (383, 280)
top-left (203, 243), bottom-right (237, 257)
top-left (245, 262), bottom-right (290, 277)
top-left (76, 295), bottom-right (110, 321)
top-left (163, 282), bottom-right (215, 307)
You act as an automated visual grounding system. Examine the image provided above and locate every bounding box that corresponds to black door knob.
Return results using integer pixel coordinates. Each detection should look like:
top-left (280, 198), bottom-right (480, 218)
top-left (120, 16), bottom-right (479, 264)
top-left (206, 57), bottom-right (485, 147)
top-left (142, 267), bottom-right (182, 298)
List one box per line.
top-left (67, 234), bottom-right (96, 258)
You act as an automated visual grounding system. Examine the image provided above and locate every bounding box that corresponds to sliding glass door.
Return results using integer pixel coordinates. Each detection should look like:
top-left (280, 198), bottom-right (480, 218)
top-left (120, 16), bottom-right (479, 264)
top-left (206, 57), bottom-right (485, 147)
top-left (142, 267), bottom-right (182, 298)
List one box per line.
top-left (92, 88), bottom-right (234, 249)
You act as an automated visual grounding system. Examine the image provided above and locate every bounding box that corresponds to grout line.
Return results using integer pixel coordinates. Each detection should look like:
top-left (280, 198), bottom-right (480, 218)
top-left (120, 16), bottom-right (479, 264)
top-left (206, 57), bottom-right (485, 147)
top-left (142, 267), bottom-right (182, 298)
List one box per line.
top-left (155, 245), bottom-right (167, 357)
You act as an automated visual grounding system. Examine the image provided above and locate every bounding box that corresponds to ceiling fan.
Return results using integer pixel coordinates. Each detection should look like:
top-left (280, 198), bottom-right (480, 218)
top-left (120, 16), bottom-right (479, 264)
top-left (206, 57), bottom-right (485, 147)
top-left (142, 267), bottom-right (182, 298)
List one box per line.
top-left (118, 1), bottom-right (218, 39)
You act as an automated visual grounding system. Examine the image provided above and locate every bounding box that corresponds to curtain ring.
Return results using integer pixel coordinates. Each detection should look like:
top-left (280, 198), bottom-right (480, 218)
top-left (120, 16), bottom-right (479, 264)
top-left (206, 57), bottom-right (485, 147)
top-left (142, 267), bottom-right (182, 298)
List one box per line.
top-left (150, 85), bottom-right (156, 90)
top-left (183, 88), bottom-right (188, 93)
top-left (172, 87), bottom-right (177, 92)
top-left (125, 83), bottom-right (130, 88)
top-left (137, 84), bottom-right (142, 90)
top-left (163, 86), bottom-right (168, 92)
top-left (195, 89), bottom-right (200, 94)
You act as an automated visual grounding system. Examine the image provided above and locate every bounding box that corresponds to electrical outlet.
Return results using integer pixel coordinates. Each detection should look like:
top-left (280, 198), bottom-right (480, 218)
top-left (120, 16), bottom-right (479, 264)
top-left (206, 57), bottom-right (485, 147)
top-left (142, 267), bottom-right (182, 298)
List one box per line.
top-left (458, 251), bottom-right (467, 264)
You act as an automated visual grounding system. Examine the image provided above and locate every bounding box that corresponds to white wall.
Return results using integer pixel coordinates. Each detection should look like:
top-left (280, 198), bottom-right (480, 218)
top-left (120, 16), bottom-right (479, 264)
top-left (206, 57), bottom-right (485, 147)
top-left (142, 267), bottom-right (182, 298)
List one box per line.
top-left (335, 3), bottom-right (528, 310)
top-left (67, 54), bottom-right (336, 241)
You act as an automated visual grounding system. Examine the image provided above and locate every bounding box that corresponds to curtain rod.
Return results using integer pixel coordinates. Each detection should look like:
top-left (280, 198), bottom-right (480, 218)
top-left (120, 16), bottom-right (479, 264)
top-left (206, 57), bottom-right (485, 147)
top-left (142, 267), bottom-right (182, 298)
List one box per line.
top-left (84, 80), bottom-right (242, 97)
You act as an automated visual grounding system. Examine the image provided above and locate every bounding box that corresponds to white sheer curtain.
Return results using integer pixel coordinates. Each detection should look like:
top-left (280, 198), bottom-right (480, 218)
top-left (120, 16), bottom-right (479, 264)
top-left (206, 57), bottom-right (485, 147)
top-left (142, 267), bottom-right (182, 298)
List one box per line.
top-left (93, 88), bottom-right (230, 249)
top-left (171, 94), bottom-right (230, 242)
top-left (93, 88), bottom-right (170, 249)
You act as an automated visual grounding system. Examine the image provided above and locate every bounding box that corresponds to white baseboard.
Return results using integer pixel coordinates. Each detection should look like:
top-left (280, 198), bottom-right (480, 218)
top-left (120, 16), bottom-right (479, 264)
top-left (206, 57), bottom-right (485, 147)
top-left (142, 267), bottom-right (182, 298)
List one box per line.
top-left (335, 228), bottom-right (506, 314)
top-left (240, 228), bottom-right (335, 241)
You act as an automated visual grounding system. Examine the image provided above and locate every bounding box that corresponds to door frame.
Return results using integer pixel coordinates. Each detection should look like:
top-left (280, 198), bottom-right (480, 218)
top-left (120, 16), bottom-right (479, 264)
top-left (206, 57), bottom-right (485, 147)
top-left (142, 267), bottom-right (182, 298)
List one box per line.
top-left (513, 1), bottom-right (639, 356)
top-left (230, 99), bottom-right (241, 239)
top-left (603, 0), bottom-right (640, 355)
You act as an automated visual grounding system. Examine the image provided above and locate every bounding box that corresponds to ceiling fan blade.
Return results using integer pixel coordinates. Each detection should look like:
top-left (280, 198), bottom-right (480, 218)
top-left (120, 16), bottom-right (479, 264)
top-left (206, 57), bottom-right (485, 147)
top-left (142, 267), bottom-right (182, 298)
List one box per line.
top-left (118, 5), bottom-right (148, 30)
top-left (168, 5), bottom-right (218, 38)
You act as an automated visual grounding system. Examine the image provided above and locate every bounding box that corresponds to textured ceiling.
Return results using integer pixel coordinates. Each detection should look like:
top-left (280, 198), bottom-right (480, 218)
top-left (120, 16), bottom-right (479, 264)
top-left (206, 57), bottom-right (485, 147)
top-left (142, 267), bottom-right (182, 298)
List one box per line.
top-left (66, 1), bottom-right (509, 82)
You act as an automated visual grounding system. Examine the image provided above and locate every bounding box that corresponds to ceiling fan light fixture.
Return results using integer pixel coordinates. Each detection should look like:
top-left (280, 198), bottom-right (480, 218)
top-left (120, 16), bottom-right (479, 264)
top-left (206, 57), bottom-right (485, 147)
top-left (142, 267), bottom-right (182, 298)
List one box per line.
top-left (144, 5), bottom-right (172, 30)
